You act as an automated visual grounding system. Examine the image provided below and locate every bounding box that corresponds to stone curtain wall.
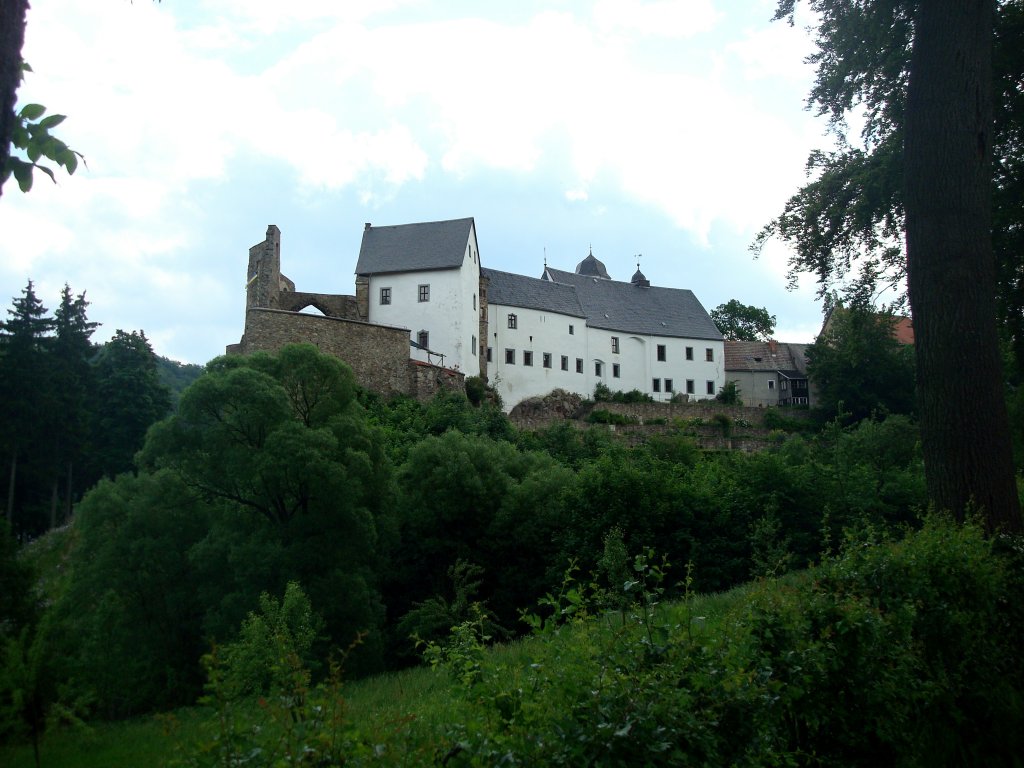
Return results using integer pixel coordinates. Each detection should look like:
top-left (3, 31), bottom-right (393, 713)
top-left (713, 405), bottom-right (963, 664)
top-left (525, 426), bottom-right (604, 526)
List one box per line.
top-left (238, 308), bottom-right (412, 396)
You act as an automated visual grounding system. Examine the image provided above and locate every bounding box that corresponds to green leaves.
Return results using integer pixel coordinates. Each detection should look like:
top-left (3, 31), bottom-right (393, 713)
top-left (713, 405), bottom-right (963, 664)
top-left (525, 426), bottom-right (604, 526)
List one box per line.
top-left (3, 98), bottom-right (83, 194)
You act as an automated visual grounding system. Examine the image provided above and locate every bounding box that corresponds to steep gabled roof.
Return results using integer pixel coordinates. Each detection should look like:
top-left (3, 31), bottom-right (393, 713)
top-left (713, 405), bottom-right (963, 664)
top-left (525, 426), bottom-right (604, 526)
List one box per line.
top-left (482, 268), bottom-right (586, 317)
top-left (355, 217), bottom-right (475, 275)
top-left (543, 267), bottom-right (722, 340)
top-left (724, 340), bottom-right (808, 376)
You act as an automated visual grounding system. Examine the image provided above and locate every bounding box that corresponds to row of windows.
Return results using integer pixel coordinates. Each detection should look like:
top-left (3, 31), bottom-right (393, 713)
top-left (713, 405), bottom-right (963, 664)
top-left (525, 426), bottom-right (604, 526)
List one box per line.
top-left (382, 285), bottom-right (478, 311)
top-left (380, 285), bottom-right (430, 304)
top-left (504, 318), bottom-right (715, 362)
top-left (493, 348), bottom-right (716, 394)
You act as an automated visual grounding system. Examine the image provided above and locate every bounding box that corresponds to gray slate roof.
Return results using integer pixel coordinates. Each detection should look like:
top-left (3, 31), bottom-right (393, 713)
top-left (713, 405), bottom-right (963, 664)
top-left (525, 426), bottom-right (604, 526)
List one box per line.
top-left (543, 267), bottom-right (723, 340)
top-left (355, 217), bottom-right (474, 275)
top-left (724, 341), bottom-right (808, 376)
top-left (482, 268), bottom-right (586, 318)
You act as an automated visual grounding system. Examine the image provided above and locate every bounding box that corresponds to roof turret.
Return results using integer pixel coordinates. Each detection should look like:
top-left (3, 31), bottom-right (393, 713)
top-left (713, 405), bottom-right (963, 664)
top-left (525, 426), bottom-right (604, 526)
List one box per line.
top-left (575, 247), bottom-right (610, 279)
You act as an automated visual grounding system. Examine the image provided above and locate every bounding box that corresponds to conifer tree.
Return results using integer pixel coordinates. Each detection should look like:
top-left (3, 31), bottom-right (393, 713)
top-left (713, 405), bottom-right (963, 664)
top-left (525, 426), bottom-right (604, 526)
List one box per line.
top-left (0, 281), bottom-right (53, 535)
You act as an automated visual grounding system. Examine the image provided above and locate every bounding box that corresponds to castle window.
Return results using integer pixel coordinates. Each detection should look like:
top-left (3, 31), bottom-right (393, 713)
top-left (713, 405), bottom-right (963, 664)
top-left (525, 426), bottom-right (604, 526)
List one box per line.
top-left (611, 336), bottom-right (620, 354)
top-left (706, 380), bottom-right (715, 395)
top-left (561, 355), bottom-right (569, 371)
top-left (543, 353), bottom-right (552, 368)
top-left (569, 324), bottom-right (574, 335)
top-left (686, 379), bottom-right (695, 394)
top-left (487, 347), bottom-right (493, 363)
top-left (657, 344), bottom-right (666, 361)
top-left (473, 294), bottom-right (477, 310)
top-left (665, 378), bottom-right (674, 393)
top-left (613, 363), bottom-right (621, 378)
top-left (508, 313), bottom-right (517, 329)
top-left (576, 358), bottom-right (584, 373)
top-left (418, 284), bottom-right (430, 302)
top-left (380, 287), bottom-right (391, 305)
top-left (417, 330), bottom-right (429, 348)
top-left (652, 378), bottom-right (661, 392)
top-left (505, 349), bottom-right (515, 364)
top-left (472, 335), bottom-right (477, 354)
top-left (524, 351), bottom-right (534, 366)
top-left (686, 346), bottom-right (694, 361)
top-left (768, 379), bottom-right (775, 390)
top-left (705, 347), bottom-right (714, 362)
top-left (595, 361), bottom-right (603, 377)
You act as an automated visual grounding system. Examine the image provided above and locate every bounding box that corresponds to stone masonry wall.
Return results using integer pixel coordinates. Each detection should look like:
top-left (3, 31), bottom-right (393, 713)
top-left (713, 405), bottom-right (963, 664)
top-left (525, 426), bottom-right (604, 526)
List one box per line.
top-left (238, 308), bottom-right (411, 396)
top-left (235, 308), bottom-right (466, 401)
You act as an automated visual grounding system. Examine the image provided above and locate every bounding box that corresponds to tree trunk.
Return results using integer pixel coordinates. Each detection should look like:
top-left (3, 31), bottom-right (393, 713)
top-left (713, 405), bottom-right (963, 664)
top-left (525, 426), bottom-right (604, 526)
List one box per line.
top-left (904, 0), bottom-right (1022, 533)
top-left (0, 0), bottom-right (30, 199)
top-left (6, 448), bottom-right (16, 526)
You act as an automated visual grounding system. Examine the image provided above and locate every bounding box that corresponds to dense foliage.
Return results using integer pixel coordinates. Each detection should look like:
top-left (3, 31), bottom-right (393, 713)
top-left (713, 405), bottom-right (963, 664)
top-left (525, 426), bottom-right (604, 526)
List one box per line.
top-left (0, 343), bottom-right (942, 734)
top-left (0, 282), bottom-right (178, 538)
top-left (710, 299), bottom-right (777, 341)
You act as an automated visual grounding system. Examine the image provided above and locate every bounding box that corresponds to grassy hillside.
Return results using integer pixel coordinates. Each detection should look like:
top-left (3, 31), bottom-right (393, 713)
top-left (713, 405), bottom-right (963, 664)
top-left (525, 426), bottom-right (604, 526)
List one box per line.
top-left (3, 516), bottom-right (1021, 766)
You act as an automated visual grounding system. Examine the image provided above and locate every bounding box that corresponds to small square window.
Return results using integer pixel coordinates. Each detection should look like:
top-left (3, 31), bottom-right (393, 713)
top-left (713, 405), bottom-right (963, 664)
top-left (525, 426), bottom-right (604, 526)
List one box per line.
top-left (613, 363), bottom-right (620, 378)
top-left (380, 287), bottom-right (391, 305)
top-left (487, 347), bottom-right (493, 363)
top-left (569, 324), bottom-right (575, 335)
top-left (418, 284), bottom-right (430, 302)
top-left (686, 346), bottom-right (694, 361)
top-left (611, 336), bottom-right (620, 354)
top-left (576, 358), bottom-right (584, 373)
top-left (561, 355), bottom-right (569, 371)
top-left (665, 379), bottom-right (674, 393)
top-left (705, 347), bottom-right (714, 362)
top-left (543, 353), bottom-right (552, 369)
top-left (524, 351), bottom-right (534, 366)
top-left (686, 379), bottom-right (695, 394)
top-left (508, 313), bottom-right (517, 329)
top-left (505, 349), bottom-right (515, 364)
top-left (417, 330), bottom-right (429, 348)
top-left (657, 344), bottom-right (666, 362)
top-left (595, 361), bottom-right (603, 377)
top-left (706, 380), bottom-right (715, 395)
top-left (768, 379), bottom-right (775, 390)
top-left (653, 378), bottom-right (661, 392)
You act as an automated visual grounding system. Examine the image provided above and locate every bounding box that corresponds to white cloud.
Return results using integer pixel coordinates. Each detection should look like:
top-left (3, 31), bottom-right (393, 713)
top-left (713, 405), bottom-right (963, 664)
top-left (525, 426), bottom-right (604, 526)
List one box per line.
top-left (593, 0), bottom-right (721, 39)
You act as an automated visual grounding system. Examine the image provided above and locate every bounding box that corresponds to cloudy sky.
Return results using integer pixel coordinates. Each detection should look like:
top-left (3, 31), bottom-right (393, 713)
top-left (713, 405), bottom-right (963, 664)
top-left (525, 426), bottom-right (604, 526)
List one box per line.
top-left (1, 0), bottom-right (831, 365)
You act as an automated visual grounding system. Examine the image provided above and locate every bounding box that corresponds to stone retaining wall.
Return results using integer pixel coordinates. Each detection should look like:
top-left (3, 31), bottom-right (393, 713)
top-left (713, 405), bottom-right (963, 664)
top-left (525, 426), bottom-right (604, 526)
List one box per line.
top-left (232, 309), bottom-right (466, 403)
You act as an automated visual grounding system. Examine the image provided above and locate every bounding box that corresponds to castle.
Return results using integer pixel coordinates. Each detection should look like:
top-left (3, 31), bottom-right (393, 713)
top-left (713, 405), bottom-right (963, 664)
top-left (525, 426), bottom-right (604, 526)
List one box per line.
top-left (229, 218), bottom-right (725, 411)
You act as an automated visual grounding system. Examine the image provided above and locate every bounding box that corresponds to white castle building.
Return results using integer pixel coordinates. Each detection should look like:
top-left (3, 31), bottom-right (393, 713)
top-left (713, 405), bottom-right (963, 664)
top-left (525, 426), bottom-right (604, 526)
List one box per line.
top-left (354, 217), bottom-right (725, 410)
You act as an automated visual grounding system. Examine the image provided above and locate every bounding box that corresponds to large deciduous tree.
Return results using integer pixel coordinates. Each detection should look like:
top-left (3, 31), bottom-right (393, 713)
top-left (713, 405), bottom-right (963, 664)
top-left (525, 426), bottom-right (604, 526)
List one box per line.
top-left (710, 299), bottom-right (777, 341)
top-left (903, 0), bottom-right (1018, 531)
top-left (764, 0), bottom-right (1021, 532)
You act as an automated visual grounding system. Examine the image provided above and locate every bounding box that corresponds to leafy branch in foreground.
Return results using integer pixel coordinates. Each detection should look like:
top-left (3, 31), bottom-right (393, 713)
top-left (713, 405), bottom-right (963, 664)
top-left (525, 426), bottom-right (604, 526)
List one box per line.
top-left (3, 64), bottom-right (83, 193)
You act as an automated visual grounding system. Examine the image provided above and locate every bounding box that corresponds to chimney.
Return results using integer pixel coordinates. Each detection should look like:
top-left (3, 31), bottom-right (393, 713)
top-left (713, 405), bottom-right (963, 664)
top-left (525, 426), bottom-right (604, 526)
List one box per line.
top-left (768, 339), bottom-right (778, 356)
top-left (364, 222), bottom-right (372, 230)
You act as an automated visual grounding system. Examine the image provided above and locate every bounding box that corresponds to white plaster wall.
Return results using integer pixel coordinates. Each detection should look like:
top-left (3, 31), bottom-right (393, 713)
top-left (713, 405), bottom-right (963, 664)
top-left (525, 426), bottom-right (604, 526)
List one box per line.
top-left (643, 337), bottom-right (725, 402)
top-left (486, 304), bottom-right (726, 409)
top-left (365, 226), bottom-right (481, 375)
top-left (486, 303), bottom-right (588, 408)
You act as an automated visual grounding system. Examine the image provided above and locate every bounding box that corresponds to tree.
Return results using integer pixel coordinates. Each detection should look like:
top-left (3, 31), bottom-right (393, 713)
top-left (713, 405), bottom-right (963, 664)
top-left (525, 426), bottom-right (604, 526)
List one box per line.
top-left (762, 1), bottom-right (1021, 532)
top-left (48, 285), bottom-right (98, 526)
top-left (91, 330), bottom-right (172, 478)
top-left (710, 300), bottom-right (777, 341)
top-left (0, 281), bottom-right (53, 535)
top-left (806, 304), bottom-right (916, 421)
